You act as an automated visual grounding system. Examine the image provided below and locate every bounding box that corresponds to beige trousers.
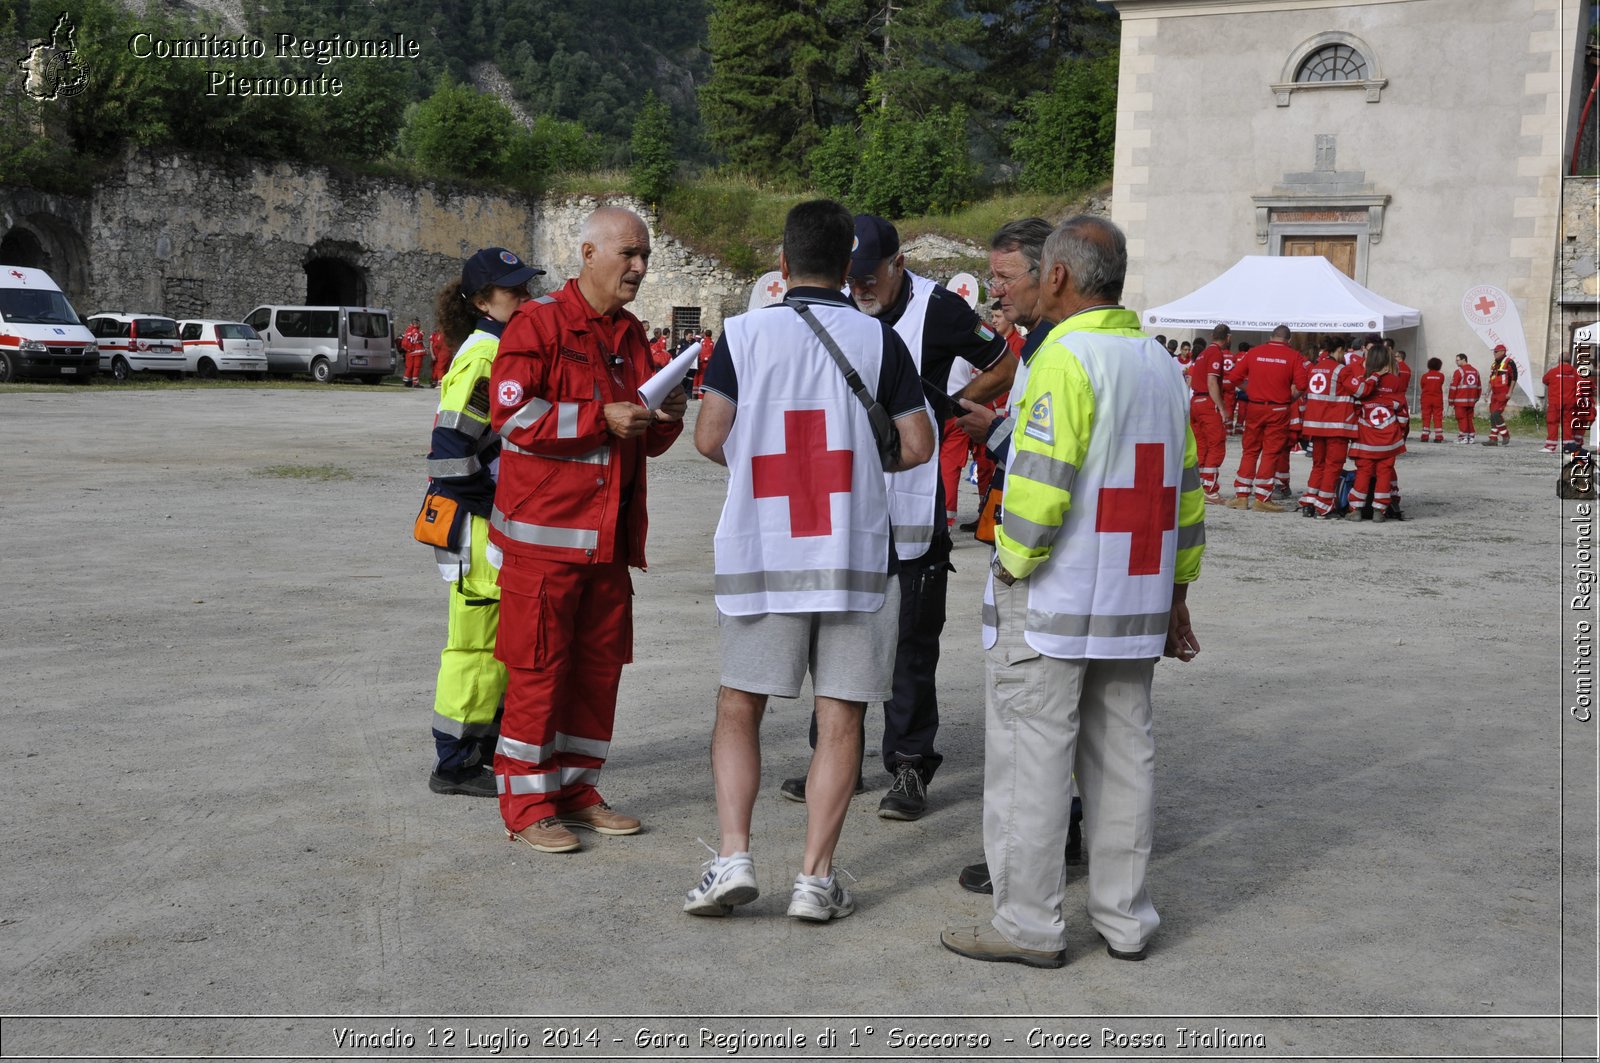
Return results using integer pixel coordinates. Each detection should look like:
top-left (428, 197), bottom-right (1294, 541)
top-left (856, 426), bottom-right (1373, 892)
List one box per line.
top-left (983, 577), bottom-right (1161, 953)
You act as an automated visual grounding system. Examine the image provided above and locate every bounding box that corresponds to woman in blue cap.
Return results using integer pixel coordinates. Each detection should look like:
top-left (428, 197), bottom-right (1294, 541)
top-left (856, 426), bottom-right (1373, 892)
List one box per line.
top-left (420, 247), bottom-right (545, 796)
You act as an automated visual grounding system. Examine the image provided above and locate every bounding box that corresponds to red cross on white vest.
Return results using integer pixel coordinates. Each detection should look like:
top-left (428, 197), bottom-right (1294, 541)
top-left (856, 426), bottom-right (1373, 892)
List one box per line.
top-left (752, 409), bottom-right (853, 537)
top-left (1095, 442), bottom-right (1177, 577)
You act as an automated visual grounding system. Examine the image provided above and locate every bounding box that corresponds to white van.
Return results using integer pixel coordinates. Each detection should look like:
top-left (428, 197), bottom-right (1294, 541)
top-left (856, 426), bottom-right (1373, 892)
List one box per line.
top-left (242, 305), bottom-right (395, 383)
top-left (84, 312), bottom-right (185, 379)
top-left (0, 266), bottom-right (98, 383)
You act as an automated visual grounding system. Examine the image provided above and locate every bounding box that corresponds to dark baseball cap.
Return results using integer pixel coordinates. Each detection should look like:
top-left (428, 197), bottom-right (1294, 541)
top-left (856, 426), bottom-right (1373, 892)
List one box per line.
top-left (460, 248), bottom-right (544, 299)
top-left (850, 215), bottom-right (899, 274)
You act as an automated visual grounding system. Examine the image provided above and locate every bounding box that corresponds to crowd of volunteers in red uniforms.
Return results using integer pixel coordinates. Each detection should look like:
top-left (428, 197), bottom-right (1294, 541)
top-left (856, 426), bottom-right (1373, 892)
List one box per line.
top-left (1157, 327), bottom-right (1595, 524)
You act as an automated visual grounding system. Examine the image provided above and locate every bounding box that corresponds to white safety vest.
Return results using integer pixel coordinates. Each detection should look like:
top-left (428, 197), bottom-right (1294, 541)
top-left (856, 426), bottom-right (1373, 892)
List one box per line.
top-left (884, 269), bottom-right (941, 560)
top-left (713, 299), bottom-right (895, 616)
top-left (983, 329), bottom-right (1192, 659)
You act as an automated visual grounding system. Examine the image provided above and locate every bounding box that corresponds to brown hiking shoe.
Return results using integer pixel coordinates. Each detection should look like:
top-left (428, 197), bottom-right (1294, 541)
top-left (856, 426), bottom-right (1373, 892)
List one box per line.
top-left (558, 801), bottom-right (642, 836)
top-left (1250, 497), bottom-right (1286, 512)
top-left (506, 817), bottom-right (581, 853)
top-left (1223, 495), bottom-right (1250, 509)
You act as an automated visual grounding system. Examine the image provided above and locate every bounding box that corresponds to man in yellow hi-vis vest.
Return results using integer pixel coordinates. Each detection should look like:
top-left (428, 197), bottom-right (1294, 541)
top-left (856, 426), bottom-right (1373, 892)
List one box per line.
top-left (942, 216), bottom-right (1206, 970)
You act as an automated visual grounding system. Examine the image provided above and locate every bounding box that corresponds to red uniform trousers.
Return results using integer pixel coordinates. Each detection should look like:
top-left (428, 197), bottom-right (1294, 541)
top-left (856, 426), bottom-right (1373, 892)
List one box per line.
top-left (404, 350), bottom-right (424, 380)
top-left (1300, 438), bottom-right (1350, 515)
top-left (1453, 404), bottom-right (1476, 435)
top-left (431, 352), bottom-right (451, 383)
top-left (1232, 402), bottom-right (1290, 501)
top-left (1349, 454), bottom-right (1398, 511)
top-left (1222, 386), bottom-right (1239, 433)
top-left (1191, 395), bottom-right (1226, 494)
top-left (1420, 398), bottom-right (1444, 438)
top-left (494, 556), bottom-right (632, 832)
top-left (938, 417), bottom-right (969, 528)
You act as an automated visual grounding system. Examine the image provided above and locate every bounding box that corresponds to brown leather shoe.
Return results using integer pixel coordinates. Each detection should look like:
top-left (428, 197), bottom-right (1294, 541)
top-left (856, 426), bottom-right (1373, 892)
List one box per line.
top-left (558, 801), bottom-right (642, 836)
top-left (506, 817), bottom-right (581, 853)
top-left (1249, 497), bottom-right (1285, 513)
top-left (1223, 495), bottom-right (1249, 509)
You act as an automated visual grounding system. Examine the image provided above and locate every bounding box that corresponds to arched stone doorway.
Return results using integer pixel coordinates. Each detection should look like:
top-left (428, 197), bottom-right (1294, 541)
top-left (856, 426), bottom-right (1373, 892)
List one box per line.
top-left (304, 243), bottom-right (367, 306)
top-left (0, 207), bottom-right (91, 306)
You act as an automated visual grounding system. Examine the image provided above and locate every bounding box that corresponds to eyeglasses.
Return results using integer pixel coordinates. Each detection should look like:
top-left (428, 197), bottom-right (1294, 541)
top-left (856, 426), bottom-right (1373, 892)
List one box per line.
top-left (986, 266), bottom-right (1039, 292)
top-left (848, 271), bottom-right (882, 290)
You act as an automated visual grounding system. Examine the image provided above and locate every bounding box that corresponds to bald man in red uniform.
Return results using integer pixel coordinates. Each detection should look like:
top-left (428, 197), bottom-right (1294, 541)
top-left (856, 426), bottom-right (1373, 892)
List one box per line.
top-left (1224, 325), bottom-right (1301, 512)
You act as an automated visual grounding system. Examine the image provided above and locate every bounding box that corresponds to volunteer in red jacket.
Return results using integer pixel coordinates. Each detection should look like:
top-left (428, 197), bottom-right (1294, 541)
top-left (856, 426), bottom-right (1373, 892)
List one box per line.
top-left (488, 207), bottom-right (688, 854)
top-left (1449, 353), bottom-right (1482, 444)
top-left (400, 319), bottom-right (425, 387)
top-left (428, 326), bottom-right (452, 388)
top-left (1484, 345), bottom-right (1518, 446)
top-left (1224, 324), bottom-right (1301, 512)
top-left (1419, 357), bottom-right (1446, 443)
top-left (1191, 324), bottom-right (1230, 502)
top-left (1543, 352), bottom-right (1581, 451)
top-left (1347, 345), bottom-right (1407, 522)
top-left (1296, 337), bottom-right (1361, 517)
top-left (1220, 343), bottom-right (1240, 434)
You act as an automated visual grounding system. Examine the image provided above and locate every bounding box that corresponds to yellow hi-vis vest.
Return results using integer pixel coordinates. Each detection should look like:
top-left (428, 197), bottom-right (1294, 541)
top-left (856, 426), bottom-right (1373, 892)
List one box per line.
top-left (712, 300), bottom-right (894, 615)
top-left (984, 308), bottom-right (1205, 659)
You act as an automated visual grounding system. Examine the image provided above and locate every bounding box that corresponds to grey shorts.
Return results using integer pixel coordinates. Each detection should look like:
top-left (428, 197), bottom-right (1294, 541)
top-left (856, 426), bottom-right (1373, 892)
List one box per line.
top-left (718, 581), bottom-right (900, 702)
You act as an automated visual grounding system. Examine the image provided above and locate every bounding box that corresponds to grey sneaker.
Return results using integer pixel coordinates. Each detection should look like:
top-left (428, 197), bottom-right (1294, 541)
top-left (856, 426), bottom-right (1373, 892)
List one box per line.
top-left (683, 845), bottom-right (758, 917)
top-left (787, 871), bottom-right (855, 922)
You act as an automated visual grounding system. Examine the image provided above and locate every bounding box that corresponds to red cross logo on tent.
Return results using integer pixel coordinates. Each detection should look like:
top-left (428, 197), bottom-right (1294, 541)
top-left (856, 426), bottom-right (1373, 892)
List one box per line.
top-left (752, 409), bottom-right (853, 537)
top-left (1095, 443), bottom-right (1176, 577)
top-left (766, 280), bottom-right (784, 297)
top-left (1473, 295), bottom-right (1496, 316)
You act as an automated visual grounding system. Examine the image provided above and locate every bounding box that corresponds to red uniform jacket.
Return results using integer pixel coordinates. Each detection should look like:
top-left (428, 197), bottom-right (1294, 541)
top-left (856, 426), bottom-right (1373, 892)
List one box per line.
top-left (1449, 364), bottom-right (1482, 405)
top-left (1420, 370), bottom-right (1445, 407)
top-left (488, 279), bottom-right (683, 569)
top-left (1225, 340), bottom-right (1300, 404)
top-left (401, 325), bottom-right (424, 356)
top-left (1191, 343), bottom-right (1225, 397)
top-left (1351, 372), bottom-right (1408, 459)
top-left (1299, 356), bottom-right (1361, 438)
top-left (1488, 356), bottom-right (1517, 409)
top-left (1544, 364), bottom-right (1578, 411)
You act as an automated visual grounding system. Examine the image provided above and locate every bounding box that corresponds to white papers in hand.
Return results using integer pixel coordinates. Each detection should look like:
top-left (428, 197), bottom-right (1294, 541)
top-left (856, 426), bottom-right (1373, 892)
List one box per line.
top-left (639, 341), bottom-right (701, 410)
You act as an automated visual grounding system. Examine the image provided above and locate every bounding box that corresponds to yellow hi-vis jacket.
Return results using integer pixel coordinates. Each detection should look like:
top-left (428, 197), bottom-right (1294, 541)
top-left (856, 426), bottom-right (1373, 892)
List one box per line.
top-left (986, 307), bottom-right (1205, 659)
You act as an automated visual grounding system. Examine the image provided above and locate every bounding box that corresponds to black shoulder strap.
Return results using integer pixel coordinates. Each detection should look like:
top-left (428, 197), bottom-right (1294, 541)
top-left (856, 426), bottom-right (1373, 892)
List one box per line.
top-left (787, 298), bottom-right (897, 454)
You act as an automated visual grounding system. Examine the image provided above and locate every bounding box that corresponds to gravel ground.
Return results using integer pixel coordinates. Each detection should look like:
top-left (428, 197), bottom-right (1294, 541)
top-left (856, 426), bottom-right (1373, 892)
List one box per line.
top-left (0, 385), bottom-right (1593, 1061)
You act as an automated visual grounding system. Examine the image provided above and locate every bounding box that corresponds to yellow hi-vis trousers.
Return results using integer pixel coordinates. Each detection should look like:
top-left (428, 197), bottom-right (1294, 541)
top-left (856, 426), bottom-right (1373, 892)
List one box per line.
top-left (431, 514), bottom-right (507, 772)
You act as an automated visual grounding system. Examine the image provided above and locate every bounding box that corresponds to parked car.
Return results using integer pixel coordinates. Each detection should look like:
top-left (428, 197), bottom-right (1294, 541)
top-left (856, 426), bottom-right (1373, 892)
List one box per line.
top-left (241, 304), bottom-right (394, 383)
top-left (0, 266), bottom-right (98, 383)
top-left (84, 311), bottom-right (184, 380)
top-left (178, 319), bottom-right (268, 378)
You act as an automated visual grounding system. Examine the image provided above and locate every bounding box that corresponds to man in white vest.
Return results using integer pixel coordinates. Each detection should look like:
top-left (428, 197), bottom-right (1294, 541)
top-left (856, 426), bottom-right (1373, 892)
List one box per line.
top-left (942, 216), bottom-right (1206, 968)
top-left (685, 200), bottom-right (934, 922)
top-left (779, 213), bottom-right (1013, 821)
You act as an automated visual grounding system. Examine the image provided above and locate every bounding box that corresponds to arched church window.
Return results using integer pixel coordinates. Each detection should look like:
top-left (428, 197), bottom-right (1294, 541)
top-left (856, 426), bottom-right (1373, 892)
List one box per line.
top-left (1295, 44), bottom-right (1369, 83)
top-left (1274, 32), bottom-right (1386, 105)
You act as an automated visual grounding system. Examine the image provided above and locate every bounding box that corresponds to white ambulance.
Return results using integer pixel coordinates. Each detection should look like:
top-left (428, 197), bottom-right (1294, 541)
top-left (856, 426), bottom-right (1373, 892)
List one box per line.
top-left (0, 266), bottom-right (99, 383)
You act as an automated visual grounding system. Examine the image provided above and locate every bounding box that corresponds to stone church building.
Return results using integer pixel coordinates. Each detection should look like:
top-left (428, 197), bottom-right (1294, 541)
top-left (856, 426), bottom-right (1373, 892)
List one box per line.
top-left (1108, 0), bottom-right (1597, 371)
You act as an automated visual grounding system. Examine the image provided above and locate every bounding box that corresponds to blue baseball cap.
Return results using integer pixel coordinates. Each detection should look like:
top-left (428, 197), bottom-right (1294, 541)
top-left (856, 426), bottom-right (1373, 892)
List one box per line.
top-left (850, 215), bottom-right (900, 274)
top-left (460, 248), bottom-right (544, 299)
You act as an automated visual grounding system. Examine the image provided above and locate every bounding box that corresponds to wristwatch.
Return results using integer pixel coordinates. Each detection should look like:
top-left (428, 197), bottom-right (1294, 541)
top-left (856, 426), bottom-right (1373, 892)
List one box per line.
top-left (991, 555), bottom-right (1017, 587)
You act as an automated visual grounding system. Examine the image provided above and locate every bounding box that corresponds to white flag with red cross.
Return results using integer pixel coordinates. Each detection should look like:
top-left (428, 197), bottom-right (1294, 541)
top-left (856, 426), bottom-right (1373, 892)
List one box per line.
top-left (947, 272), bottom-right (980, 309)
top-left (749, 271), bottom-right (786, 313)
top-left (1460, 284), bottom-right (1536, 405)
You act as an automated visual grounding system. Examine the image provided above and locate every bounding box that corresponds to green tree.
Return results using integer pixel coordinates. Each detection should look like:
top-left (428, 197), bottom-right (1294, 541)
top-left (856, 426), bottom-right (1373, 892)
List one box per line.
top-left (629, 90), bottom-right (676, 204)
top-left (866, 0), bottom-right (982, 116)
top-left (846, 92), bottom-right (971, 217)
top-left (1010, 53), bottom-right (1119, 194)
top-left (398, 76), bottom-right (516, 178)
top-left (700, 0), bottom-right (870, 178)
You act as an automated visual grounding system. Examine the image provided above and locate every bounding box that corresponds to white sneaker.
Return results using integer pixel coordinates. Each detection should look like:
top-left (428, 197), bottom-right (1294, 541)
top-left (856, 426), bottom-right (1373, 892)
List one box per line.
top-left (683, 846), bottom-right (758, 917)
top-left (787, 871), bottom-right (855, 922)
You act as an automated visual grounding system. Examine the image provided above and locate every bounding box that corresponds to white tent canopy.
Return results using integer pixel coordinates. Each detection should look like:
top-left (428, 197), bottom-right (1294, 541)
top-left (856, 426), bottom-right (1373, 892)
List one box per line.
top-left (1143, 255), bottom-right (1422, 334)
